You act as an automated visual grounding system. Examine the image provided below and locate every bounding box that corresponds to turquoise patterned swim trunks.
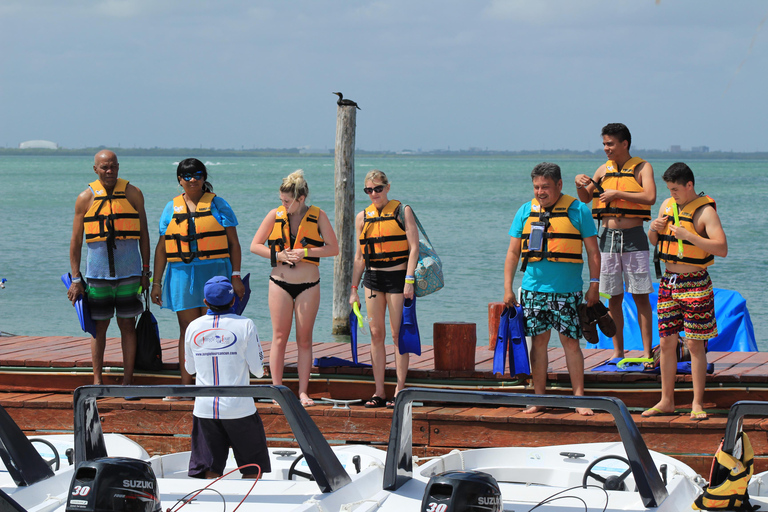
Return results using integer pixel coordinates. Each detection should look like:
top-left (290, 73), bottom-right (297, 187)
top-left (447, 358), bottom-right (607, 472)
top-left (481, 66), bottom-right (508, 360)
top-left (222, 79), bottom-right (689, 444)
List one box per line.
top-left (520, 289), bottom-right (583, 340)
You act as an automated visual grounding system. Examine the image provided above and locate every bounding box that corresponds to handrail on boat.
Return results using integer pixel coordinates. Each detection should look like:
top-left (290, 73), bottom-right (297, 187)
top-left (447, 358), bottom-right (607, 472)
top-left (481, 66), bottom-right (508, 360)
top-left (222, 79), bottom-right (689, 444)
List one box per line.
top-left (722, 400), bottom-right (768, 454)
top-left (72, 384), bottom-right (352, 493)
top-left (384, 388), bottom-right (668, 509)
top-left (0, 403), bottom-right (55, 487)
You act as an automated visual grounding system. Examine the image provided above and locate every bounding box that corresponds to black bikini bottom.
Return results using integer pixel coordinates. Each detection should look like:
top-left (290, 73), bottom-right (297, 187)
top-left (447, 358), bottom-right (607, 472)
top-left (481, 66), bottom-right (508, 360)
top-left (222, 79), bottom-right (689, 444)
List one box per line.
top-left (270, 277), bottom-right (320, 300)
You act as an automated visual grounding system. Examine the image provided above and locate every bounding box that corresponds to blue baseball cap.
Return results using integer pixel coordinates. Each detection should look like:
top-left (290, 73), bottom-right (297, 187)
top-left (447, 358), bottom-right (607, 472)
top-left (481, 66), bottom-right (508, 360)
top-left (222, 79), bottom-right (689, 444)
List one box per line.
top-left (204, 276), bottom-right (235, 306)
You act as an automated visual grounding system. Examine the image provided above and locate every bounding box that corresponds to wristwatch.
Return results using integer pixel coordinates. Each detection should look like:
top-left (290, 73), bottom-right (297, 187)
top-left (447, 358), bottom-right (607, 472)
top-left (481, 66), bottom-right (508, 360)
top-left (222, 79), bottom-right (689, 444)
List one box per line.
top-left (142, 270), bottom-right (152, 278)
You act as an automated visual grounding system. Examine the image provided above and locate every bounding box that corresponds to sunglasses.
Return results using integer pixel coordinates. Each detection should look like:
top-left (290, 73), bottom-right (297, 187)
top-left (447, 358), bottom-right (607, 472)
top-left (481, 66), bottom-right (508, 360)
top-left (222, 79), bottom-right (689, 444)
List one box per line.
top-left (363, 185), bottom-right (385, 195)
top-left (180, 172), bottom-right (204, 182)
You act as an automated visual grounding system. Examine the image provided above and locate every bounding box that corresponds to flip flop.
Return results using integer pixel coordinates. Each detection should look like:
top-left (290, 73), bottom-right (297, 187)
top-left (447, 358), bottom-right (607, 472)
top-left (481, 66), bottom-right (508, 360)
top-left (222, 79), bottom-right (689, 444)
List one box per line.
top-left (690, 410), bottom-right (708, 421)
top-left (300, 397), bottom-right (315, 408)
top-left (386, 399), bottom-right (395, 409)
top-left (641, 407), bottom-right (677, 418)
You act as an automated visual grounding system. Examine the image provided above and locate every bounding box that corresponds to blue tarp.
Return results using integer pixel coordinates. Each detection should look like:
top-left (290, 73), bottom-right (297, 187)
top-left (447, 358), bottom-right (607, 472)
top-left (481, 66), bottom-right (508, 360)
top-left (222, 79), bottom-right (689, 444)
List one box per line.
top-left (596, 284), bottom-right (757, 352)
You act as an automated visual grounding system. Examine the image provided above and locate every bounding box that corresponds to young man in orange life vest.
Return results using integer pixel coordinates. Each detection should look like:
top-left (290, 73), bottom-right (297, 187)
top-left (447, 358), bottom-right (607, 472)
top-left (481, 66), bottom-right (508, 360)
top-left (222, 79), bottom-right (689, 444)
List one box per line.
top-left (574, 123), bottom-right (656, 360)
top-left (68, 150), bottom-right (151, 387)
top-left (642, 162), bottom-right (727, 421)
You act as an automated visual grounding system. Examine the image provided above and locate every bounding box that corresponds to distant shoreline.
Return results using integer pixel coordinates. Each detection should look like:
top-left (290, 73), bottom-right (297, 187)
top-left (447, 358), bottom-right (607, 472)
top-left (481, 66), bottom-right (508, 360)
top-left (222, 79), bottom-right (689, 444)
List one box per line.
top-left (2, 147), bottom-right (768, 160)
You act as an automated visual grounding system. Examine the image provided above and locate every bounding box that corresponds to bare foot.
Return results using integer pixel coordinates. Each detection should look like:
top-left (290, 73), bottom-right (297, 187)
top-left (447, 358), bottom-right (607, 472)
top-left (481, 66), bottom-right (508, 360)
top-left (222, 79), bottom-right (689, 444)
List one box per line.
top-left (522, 405), bottom-right (546, 414)
top-left (577, 408), bottom-right (594, 416)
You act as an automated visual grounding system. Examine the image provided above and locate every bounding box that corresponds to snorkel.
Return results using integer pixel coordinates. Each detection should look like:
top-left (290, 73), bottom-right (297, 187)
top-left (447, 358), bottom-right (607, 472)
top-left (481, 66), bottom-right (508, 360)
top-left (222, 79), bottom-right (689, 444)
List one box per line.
top-left (671, 202), bottom-right (684, 258)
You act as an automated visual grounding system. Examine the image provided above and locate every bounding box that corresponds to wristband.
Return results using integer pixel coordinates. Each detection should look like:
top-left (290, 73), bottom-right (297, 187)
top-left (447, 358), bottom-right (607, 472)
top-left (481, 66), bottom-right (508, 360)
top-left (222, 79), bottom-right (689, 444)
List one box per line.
top-left (405, 275), bottom-right (415, 280)
top-left (405, 278), bottom-right (415, 284)
top-left (649, 228), bottom-right (657, 232)
top-left (231, 271), bottom-right (241, 277)
top-left (589, 278), bottom-right (600, 283)
top-left (304, 248), bottom-right (308, 257)
top-left (152, 282), bottom-right (162, 288)
top-left (72, 276), bottom-right (82, 284)
top-left (143, 264), bottom-right (150, 268)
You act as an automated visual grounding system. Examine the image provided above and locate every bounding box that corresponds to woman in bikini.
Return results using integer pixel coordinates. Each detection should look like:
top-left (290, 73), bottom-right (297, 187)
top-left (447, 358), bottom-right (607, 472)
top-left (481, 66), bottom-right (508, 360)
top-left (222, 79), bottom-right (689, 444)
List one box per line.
top-left (349, 170), bottom-right (420, 408)
top-left (250, 170), bottom-right (338, 407)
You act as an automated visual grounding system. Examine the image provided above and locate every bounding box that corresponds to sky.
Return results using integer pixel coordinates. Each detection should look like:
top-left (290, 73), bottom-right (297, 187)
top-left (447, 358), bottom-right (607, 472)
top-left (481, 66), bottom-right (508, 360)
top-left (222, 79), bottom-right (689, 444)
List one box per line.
top-left (1, 1), bottom-right (767, 152)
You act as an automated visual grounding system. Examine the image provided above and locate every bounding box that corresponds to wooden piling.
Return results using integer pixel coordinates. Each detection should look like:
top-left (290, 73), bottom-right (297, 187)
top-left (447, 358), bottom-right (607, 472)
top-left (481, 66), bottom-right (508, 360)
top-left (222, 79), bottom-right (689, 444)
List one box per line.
top-left (433, 322), bottom-right (477, 371)
top-left (331, 103), bottom-right (357, 334)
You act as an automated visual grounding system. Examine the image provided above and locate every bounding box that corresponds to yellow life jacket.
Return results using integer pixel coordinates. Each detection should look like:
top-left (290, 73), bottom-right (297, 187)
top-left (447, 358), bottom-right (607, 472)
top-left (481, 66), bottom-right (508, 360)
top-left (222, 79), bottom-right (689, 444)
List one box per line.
top-left (521, 194), bottom-right (583, 270)
top-left (83, 178), bottom-right (141, 244)
top-left (359, 200), bottom-right (409, 269)
top-left (693, 431), bottom-right (756, 511)
top-left (591, 157), bottom-right (652, 220)
top-left (163, 193), bottom-right (229, 263)
top-left (266, 205), bottom-right (325, 267)
top-left (657, 195), bottom-right (716, 268)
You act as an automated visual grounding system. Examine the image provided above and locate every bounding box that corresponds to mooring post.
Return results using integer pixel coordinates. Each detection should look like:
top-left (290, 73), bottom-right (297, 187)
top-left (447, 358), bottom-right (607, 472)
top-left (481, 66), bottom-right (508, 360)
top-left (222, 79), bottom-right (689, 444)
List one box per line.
top-left (331, 102), bottom-right (357, 334)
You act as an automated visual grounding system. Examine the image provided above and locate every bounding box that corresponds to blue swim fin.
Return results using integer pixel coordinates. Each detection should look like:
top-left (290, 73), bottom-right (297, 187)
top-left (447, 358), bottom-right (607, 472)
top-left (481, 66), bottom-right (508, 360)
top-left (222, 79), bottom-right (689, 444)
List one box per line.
top-left (398, 297), bottom-right (421, 355)
top-left (492, 307), bottom-right (511, 375)
top-left (61, 273), bottom-right (96, 337)
top-left (349, 310), bottom-right (359, 364)
top-left (507, 304), bottom-right (530, 376)
top-left (234, 273), bottom-right (251, 315)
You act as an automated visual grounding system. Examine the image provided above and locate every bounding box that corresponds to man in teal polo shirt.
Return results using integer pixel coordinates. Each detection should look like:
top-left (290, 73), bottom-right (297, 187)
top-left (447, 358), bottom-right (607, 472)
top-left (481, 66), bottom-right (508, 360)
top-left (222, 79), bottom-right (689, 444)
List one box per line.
top-left (503, 162), bottom-right (601, 416)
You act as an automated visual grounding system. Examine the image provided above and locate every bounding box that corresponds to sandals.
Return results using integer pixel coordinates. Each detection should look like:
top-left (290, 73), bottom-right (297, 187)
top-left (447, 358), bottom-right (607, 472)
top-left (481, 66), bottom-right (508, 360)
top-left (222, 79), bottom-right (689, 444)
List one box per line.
top-left (577, 304), bottom-right (599, 344)
top-left (364, 395), bottom-right (386, 408)
top-left (578, 302), bottom-right (617, 344)
top-left (591, 302), bottom-right (617, 337)
top-left (386, 399), bottom-right (395, 409)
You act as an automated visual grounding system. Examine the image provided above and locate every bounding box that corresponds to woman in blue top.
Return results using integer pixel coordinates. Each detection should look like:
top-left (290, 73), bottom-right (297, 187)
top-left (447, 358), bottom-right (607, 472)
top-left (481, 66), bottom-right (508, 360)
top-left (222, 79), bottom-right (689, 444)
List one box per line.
top-left (151, 159), bottom-right (244, 395)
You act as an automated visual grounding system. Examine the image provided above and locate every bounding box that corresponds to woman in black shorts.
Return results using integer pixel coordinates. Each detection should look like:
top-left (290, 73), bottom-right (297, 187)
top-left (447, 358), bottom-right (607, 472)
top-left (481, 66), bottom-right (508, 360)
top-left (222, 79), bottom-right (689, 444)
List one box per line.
top-left (349, 170), bottom-right (419, 408)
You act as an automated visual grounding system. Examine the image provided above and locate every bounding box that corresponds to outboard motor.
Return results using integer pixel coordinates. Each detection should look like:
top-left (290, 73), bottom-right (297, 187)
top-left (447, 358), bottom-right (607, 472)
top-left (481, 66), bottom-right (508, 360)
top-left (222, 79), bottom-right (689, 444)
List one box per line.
top-left (421, 470), bottom-right (502, 512)
top-left (66, 457), bottom-right (160, 512)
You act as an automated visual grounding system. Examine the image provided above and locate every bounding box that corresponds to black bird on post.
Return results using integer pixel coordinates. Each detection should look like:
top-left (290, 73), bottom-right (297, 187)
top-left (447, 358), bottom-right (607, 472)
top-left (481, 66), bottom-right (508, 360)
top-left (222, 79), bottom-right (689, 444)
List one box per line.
top-left (333, 92), bottom-right (361, 110)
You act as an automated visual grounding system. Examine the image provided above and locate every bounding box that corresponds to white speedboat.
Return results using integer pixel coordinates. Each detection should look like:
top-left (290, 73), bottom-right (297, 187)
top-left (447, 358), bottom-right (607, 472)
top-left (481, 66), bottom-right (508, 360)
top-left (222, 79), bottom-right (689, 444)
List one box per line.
top-left (0, 402), bottom-right (147, 512)
top-left (371, 388), bottom-right (705, 512)
top-left (20, 384), bottom-right (387, 512)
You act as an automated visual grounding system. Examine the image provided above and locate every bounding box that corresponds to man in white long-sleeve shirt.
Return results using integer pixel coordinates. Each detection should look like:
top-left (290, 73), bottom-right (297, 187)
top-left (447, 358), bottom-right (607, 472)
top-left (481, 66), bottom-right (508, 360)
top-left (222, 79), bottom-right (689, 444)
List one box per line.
top-left (185, 276), bottom-right (270, 479)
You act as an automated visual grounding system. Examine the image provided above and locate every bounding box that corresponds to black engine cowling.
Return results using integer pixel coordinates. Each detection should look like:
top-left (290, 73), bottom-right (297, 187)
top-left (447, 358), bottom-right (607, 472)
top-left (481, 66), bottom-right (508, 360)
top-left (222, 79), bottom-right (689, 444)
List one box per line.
top-left (66, 457), bottom-right (160, 512)
top-left (421, 470), bottom-right (502, 512)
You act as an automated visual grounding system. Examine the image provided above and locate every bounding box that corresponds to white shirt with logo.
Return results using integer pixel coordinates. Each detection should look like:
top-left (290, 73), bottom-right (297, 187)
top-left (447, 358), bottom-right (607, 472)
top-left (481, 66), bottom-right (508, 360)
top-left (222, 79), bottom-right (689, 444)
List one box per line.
top-left (184, 312), bottom-right (264, 420)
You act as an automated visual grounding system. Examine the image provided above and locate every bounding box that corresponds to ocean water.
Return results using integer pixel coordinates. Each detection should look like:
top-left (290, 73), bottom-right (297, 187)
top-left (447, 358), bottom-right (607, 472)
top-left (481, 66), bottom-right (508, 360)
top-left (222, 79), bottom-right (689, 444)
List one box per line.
top-left (1, 155), bottom-right (766, 351)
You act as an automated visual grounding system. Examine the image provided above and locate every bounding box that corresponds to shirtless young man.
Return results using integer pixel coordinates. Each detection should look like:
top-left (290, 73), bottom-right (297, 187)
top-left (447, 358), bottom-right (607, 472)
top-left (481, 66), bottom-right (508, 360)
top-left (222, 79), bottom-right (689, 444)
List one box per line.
top-left (574, 123), bottom-right (656, 359)
top-left (642, 163), bottom-right (727, 420)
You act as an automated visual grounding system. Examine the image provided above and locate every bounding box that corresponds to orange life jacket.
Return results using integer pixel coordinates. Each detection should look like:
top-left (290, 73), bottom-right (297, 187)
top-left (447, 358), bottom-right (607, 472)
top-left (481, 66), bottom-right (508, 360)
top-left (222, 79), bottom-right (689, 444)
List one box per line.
top-left (521, 194), bottom-right (583, 270)
top-left (657, 195), bottom-right (717, 268)
top-left (592, 157), bottom-right (652, 220)
top-left (359, 200), bottom-right (409, 269)
top-left (83, 178), bottom-right (141, 244)
top-left (163, 193), bottom-right (229, 263)
top-left (267, 205), bottom-right (324, 267)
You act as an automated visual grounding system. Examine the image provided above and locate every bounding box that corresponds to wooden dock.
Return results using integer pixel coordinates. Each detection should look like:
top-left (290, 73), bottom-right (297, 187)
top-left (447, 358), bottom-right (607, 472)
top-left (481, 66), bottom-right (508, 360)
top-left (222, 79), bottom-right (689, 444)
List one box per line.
top-left (1, 334), bottom-right (767, 475)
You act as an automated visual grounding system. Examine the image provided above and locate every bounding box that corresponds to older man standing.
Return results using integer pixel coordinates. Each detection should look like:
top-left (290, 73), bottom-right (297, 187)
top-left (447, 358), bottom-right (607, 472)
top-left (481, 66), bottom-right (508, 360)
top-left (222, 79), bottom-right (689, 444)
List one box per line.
top-left (68, 150), bottom-right (150, 386)
top-left (504, 162), bottom-right (601, 416)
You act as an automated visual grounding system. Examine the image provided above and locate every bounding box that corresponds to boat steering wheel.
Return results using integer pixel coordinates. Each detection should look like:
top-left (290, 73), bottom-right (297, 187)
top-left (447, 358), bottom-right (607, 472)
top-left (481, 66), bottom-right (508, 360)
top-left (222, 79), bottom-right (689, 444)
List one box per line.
top-left (287, 454), bottom-right (315, 481)
top-left (29, 438), bottom-right (61, 472)
top-left (582, 455), bottom-right (631, 491)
